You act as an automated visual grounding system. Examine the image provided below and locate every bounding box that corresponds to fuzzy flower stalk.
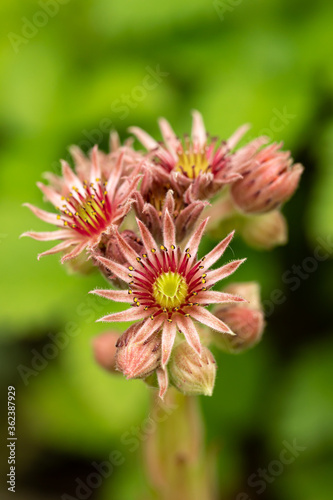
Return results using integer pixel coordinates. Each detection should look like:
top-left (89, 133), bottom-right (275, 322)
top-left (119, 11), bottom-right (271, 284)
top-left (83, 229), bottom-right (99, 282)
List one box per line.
top-left (90, 209), bottom-right (245, 398)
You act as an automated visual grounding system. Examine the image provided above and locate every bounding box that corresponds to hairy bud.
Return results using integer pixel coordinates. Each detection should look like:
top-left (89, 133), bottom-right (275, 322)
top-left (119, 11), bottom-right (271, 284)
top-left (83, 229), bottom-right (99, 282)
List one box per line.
top-left (241, 210), bottom-right (287, 250)
top-left (230, 142), bottom-right (303, 214)
top-left (169, 342), bottom-right (216, 396)
top-left (94, 230), bottom-right (143, 288)
top-left (92, 331), bottom-right (120, 373)
top-left (213, 282), bottom-right (265, 353)
top-left (115, 323), bottom-right (161, 379)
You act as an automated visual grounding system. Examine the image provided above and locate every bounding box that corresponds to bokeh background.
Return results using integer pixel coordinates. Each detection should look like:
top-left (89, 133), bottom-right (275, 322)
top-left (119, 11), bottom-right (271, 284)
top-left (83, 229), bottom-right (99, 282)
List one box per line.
top-left (1, 1), bottom-right (333, 499)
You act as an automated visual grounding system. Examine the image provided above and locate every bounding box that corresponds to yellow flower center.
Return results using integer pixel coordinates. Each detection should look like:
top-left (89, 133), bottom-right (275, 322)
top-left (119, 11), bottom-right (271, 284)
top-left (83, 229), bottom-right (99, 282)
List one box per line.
top-left (153, 271), bottom-right (188, 310)
top-left (174, 151), bottom-right (210, 179)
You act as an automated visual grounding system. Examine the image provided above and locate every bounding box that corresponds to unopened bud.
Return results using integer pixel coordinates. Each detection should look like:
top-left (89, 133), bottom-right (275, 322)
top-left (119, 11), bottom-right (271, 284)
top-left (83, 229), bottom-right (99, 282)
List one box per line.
top-left (92, 331), bottom-right (119, 373)
top-left (241, 210), bottom-right (287, 250)
top-left (213, 282), bottom-right (265, 353)
top-left (115, 323), bottom-right (161, 379)
top-left (94, 230), bottom-right (143, 288)
top-left (169, 342), bottom-right (216, 396)
top-left (230, 142), bottom-right (303, 214)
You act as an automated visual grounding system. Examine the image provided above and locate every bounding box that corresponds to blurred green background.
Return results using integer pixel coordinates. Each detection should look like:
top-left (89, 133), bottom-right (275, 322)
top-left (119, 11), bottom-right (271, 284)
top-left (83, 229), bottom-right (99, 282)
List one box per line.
top-left (1, 0), bottom-right (333, 499)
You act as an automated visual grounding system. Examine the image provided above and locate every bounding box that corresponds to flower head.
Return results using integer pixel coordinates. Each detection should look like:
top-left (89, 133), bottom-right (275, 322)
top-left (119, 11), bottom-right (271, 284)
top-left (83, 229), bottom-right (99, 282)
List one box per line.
top-left (230, 141), bottom-right (303, 214)
top-left (90, 210), bottom-right (245, 397)
top-left (129, 110), bottom-right (248, 201)
top-left (22, 145), bottom-right (141, 262)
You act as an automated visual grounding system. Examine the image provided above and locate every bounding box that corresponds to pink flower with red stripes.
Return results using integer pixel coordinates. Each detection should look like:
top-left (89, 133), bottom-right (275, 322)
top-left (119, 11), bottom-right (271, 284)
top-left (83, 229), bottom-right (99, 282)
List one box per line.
top-left (90, 213), bottom-right (245, 398)
top-left (129, 110), bottom-right (248, 200)
top-left (22, 146), bottom-right (141, 262)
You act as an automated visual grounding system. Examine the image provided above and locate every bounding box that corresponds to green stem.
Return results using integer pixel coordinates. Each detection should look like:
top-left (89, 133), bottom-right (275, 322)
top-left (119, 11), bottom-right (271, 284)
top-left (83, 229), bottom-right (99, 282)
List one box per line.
top-left (144, 388), bottom-right (216, 500)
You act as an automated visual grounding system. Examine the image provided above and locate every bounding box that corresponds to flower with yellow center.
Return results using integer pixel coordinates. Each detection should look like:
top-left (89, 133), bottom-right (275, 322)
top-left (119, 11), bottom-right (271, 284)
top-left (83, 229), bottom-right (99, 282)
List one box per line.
top-left (129, 110), bottom-right (250, 200)
top-left (90, 207), bottom-right (246, 398)
top-left (22, 146), bottom-right (141, 262)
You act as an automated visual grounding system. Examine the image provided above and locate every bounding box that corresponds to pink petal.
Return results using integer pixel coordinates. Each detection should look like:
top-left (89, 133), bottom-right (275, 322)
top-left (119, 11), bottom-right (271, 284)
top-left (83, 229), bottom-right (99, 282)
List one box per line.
top-left (37, 240), bottom-right (77, 260)
top-left (23, 203), bottom-right (64, 226)
top-left (195, 291), bottom-right (246, 305)
top-left (37, 182), bottom-right (64, 208)
top-left (185, 218), bottom-right (208, 266)
top-left (189, 306), bottom-right (234, 334)
top-left (161, 320), bottom-right (177, 367)
top-left (115, 230), bottom-right (139, 264)
top-left (20, 229), bottom-right (73, 241)
top-left (156, 367), bottom-right (169, 399)
top-left (89, 289), bottom-right (134, 303)
top-left (176, 314), bottom-right (202, 357)
top-left (106, 152), bottom-right (124, 199)
top-left (90, 145), bottom-right (102, 183)
top-left (137, 218), bottom-right (159, 254)
top-left (61, 160), bottom-right (84, 194)
top-left (227, 124), bottom-right (251, 150)
top-left (191, 110), bottom-right (206, 148)
top-left (203, 231), bottom-right (235, 269)
top-left (134, 315), bottom-right (164, 344)
top-left (206, 259), bottom-right (246, 285)
top-left (163, 209), bottom-right (176, 250)
top-left (98, 306), bottom-right (152, 323)
top-left (129, 126), bottom-right (159, 151)
top-left (162, 190), bottom-right (175, 218)
top-left (61, 241), bottom-right (87, 262)
top-left (116, 171), bottom-right (141, 204)
top-left (94, 255), bottom-right (129, 282)
top-left (158, 118), bottom-right (179, 160)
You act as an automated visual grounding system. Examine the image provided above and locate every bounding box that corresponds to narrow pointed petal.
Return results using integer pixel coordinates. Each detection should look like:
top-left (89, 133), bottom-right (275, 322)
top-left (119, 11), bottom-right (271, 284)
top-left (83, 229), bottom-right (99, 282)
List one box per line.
top-left (203, 231), bottom-right (235, 269)
top-left (20, 230), bottom-right (73, 241)
top-left (137, 218), bottom-right (159, 253)
top-left (90, 289), bottom-right (134, 303)
top-left (134, 315), bottom-right (164, 344)
top-left (129, 126), bottom-right (159, 150)
top-left (163, 209), bottom-right (176, 250)
top-left (61, 241), bottom-right (87, 262)
top-left (158, 118), bottom-right (179, 159)
top-left (37, 240), bottom-right (76, 260)
top-left (90, 145), bottom-right (102, 182)
top-left (23, 203), bottom-right (64, 226)
top-left (189, 306), bottom-right (234, 334)
top-left (61, 160), bottom-right (84, 193)
top-left (98, 306), bottom-right (152, 323)
top-left (227, 123), bottom-right (251, 150)
top-left (206, 259), bottom-right (246, 285)
top-left (195, 291), bottom-right (246, 305)
top-left (37, 182), bottom-right (64, 208)
top-left (176, 315), bottom-right (202, 357)
top-left (162, 190), bottom-right (175, 218)
top-left (115, 230), bottom-right (139, 263)
top-left (191, 110), bottom-right (206, 147)
top-left (161, 320), bottom-right (177, 367)
top-left (106, 152), bottom-right (124, 199)
top-left (94, 255), bottom-right (129, 282)
top-left (156, 367), bottom-right (169, 399)
top-left (185, 218), bottom-right (208, 266)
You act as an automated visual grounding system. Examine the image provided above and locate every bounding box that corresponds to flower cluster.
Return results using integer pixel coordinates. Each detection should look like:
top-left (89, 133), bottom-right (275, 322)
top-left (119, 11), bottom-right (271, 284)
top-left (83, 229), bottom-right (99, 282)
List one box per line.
top-left (23, 111), bottom-right (303, 398)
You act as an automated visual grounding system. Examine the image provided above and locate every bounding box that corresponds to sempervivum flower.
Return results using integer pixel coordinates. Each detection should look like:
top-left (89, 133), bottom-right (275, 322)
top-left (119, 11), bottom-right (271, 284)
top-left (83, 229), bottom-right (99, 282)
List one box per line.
top-left (230, 141), bottom-right (304, 214)
top-left (129, 110), bottom-right (248, 201)
top-left (90, 211), bottom-right (246, 398)
top-left (22, 146), bottom-right (141, 262)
